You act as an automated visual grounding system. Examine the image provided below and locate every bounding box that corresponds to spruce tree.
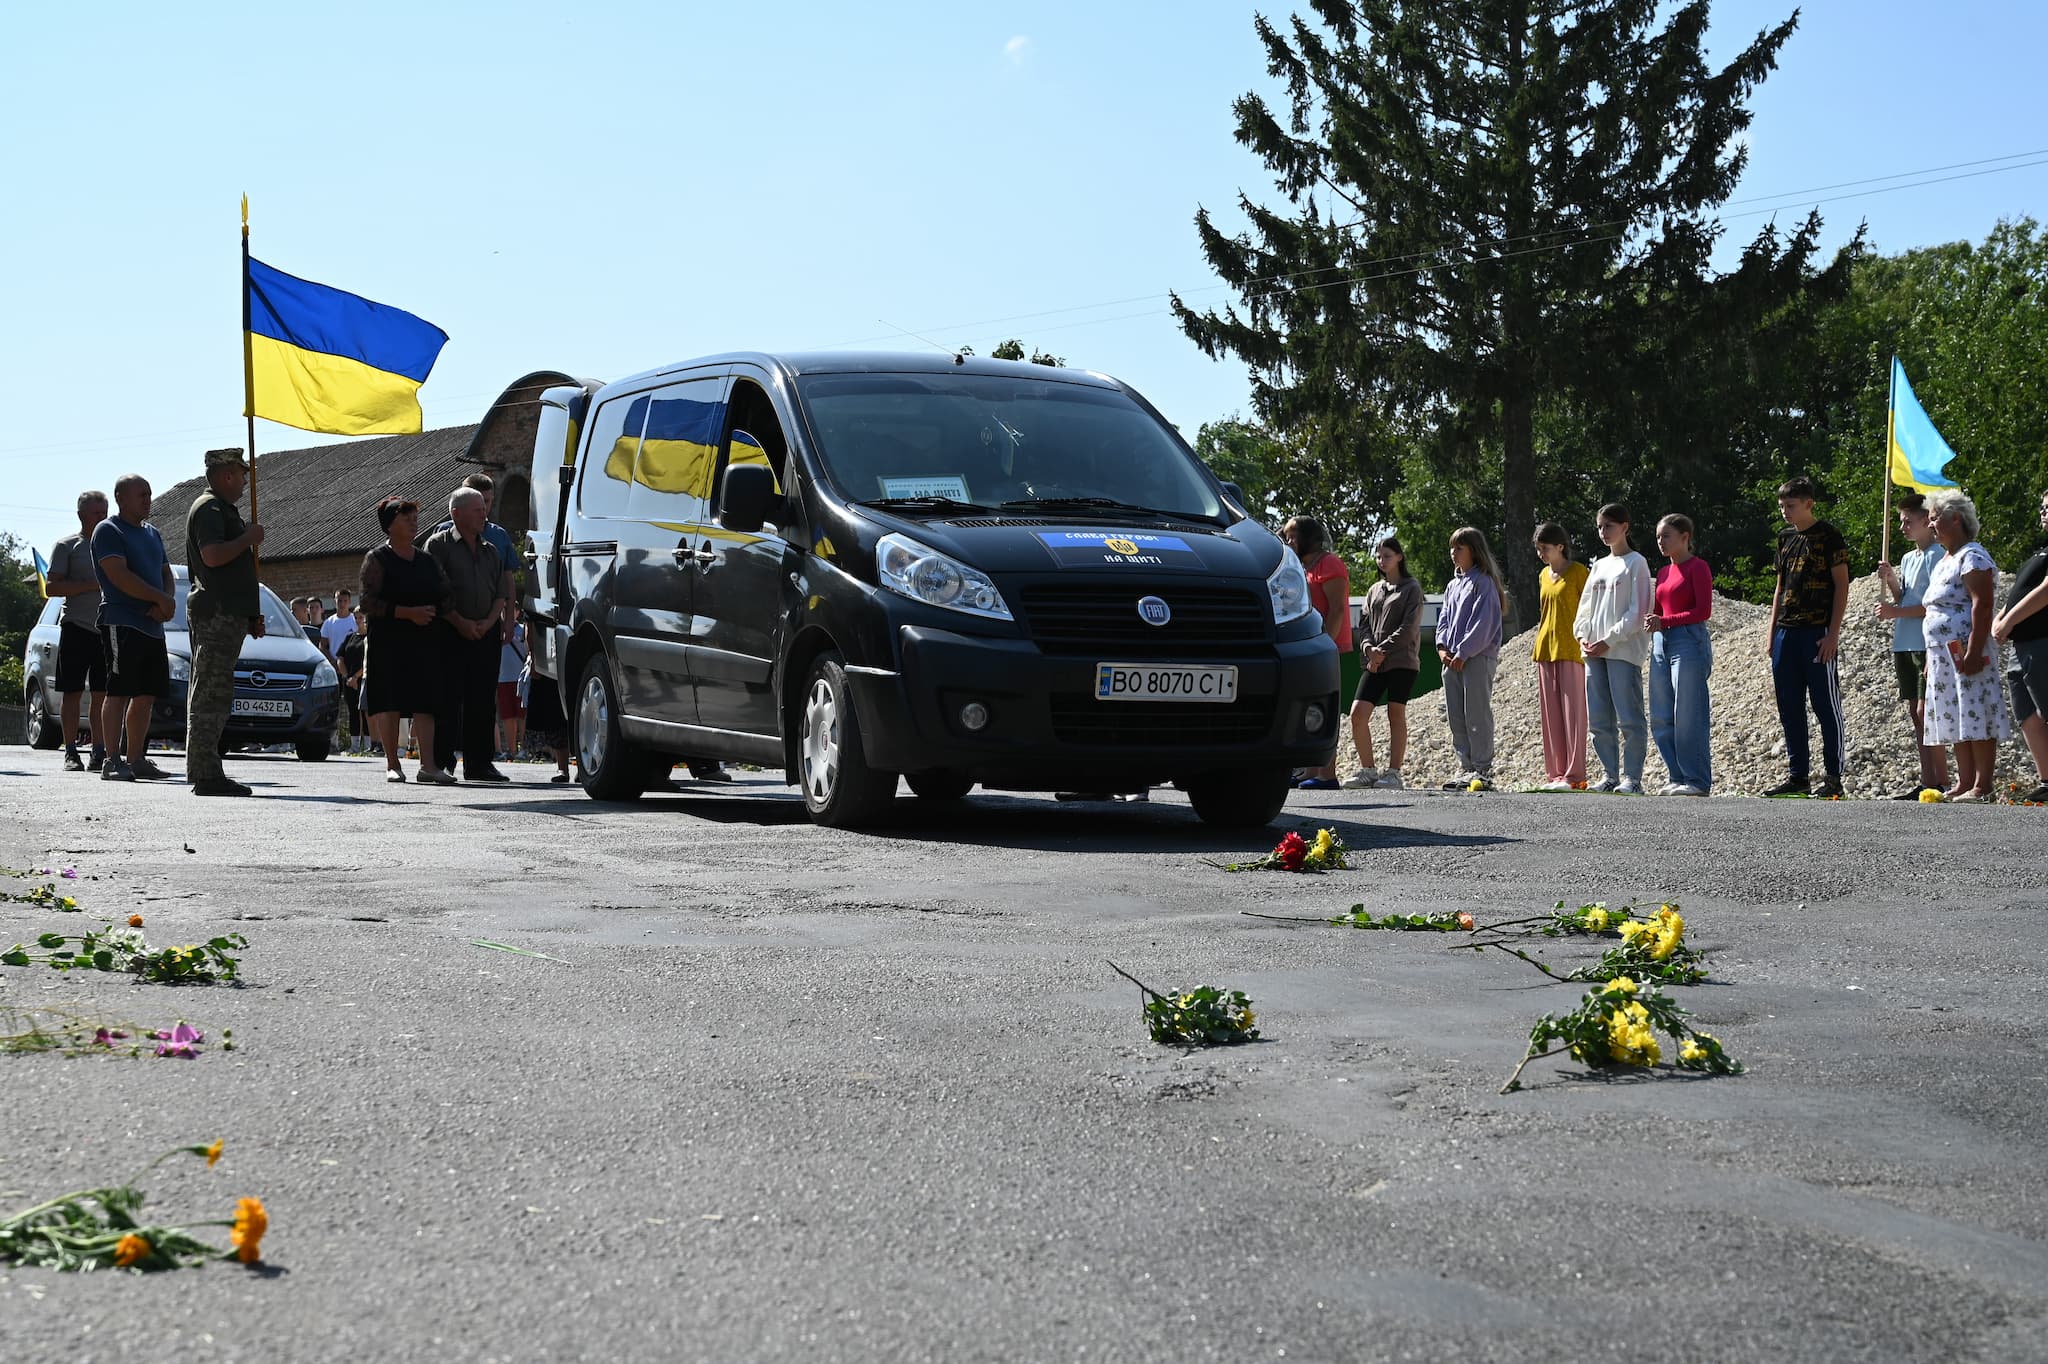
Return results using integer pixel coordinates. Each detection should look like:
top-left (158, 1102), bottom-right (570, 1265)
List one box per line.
top-left (1177, 0), bottom-right (1813, 622)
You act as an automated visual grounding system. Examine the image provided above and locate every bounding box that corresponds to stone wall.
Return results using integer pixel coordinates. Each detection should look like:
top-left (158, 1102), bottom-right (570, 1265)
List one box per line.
top-left (260, 554), bottom-right (369, 612)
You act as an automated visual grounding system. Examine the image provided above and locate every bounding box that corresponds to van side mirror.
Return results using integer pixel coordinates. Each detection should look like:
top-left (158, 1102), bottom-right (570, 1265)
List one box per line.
top-left (718, 462), bottom-right (778, 533)
top-left (1220, 481), bottom-right (1246, 506)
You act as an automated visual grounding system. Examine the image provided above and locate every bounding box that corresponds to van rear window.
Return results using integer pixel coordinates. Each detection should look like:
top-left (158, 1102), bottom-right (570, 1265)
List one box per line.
top-left (796, 373), bottom-right (1220, 521)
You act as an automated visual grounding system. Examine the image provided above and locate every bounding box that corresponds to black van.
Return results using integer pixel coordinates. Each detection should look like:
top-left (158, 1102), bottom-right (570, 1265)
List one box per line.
top-left (515, 353), bottom-right (1338, 828)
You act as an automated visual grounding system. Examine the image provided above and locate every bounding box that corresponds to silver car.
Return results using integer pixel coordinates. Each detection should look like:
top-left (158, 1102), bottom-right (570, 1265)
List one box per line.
top-left (21, 566), bottom-right (342, 760)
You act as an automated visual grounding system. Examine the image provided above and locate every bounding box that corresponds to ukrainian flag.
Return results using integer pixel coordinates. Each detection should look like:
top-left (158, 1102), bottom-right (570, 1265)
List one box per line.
top-left (246, 258), bottom-right (448, 435)
top-left (31, 547), bottom-right (50, 598)
top-left (1888, 357), bottom-right (1960, 493)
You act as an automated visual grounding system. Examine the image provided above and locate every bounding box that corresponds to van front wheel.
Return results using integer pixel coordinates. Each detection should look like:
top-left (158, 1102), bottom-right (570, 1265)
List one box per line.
top-left (576, 656), bottom-right (653, 802)
top-left (798, 654), bottom-right (898, 827)
top-left (1183, 767), bottom-right (1295, 829)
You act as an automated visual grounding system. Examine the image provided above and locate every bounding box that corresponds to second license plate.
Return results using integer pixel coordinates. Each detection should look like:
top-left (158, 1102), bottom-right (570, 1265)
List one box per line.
top-left (1094, 663), bottom-right (1238, 703)
top-left (231, 697), bottom-right (295, 717)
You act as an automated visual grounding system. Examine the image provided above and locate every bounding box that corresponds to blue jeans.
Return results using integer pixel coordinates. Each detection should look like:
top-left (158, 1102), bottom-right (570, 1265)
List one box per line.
top-left (1585, 656), bottom-right (1646, 783)
top-left (1649, 624), bottom-right (1713, 791)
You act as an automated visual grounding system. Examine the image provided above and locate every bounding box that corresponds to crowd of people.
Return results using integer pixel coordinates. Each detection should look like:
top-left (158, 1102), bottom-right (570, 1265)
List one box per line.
top-left (1290, 477), bottom-right (2048, 805)
top-left (38, 457), bottom-right (577, 795)
top-left (37, 448), bottom-right (2048, 809)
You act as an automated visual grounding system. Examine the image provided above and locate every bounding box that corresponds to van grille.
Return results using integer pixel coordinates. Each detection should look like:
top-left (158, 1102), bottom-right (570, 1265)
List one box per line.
top-left (1018, 583), bottom-right (1269, 657)
top-left (1048, 693), bottom-right (1277, 746)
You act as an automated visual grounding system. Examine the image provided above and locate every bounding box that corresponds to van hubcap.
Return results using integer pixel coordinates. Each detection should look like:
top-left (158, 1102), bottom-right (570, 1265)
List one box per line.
top-left (801, 677), bottom-right (840, 804)
top-left (578, 674), bottom-right (610, 774)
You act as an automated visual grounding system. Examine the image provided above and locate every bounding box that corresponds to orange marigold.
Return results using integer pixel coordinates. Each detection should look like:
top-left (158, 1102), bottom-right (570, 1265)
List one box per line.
top-left (204, 1139), bottom-right (224, 1168)
top-left (128, 914), bottom-right (144, 928)
top-left (230, 1196), bottom-right (268, 1264)
top-left (113, 1233), bottom-right (151, 1268)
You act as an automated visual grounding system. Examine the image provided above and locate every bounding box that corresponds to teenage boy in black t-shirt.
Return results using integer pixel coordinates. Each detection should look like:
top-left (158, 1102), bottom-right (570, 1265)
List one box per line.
top-left (1763, 477), bottom-right (1851, 798)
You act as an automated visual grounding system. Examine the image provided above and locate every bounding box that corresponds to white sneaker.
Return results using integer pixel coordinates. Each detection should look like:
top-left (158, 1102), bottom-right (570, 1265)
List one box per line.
top-left (1539, 780), bottom-right (1573, 792)
top-left (1658, 782), bottom-right (1683, 796)
top-left (1372, 770), bottom-right (1406, 789)
top-left (1341, 769), bottom-right (1378, 790)
top-left (1590, 776), bottom-right (1619, 793)
top-left (1616, 778), bottom-right (1644, 795)
top-left (1669, 783), bottom-right (1707, 797)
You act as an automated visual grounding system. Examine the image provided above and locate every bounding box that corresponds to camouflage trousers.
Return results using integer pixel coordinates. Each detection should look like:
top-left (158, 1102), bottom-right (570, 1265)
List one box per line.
top-left (185, 614), bottom-right (247, 784)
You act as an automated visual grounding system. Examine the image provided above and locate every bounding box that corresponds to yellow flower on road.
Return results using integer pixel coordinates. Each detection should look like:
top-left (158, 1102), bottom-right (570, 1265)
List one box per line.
top-left (230, 1196), bottom-right (268, 1264)
top-left (113, 1233), bottom-right (150, 1268)
top-left (204, 1139), bottom-right (223, 1168)
top-left (1919, 789), bottom-right (1943, 803)
top-left (1583, 907), bottom-right (1610, 932)
top-left (1604, 977), bottom-right (1638, 995)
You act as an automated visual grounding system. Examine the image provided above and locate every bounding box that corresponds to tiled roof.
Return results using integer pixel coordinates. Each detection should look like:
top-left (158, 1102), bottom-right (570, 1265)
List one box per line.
top-left (155, 425), bottom-right (482, 562)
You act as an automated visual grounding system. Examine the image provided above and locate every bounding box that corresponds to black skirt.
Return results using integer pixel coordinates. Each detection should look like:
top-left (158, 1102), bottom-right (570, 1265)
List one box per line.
top-left (362, 623), bottom-right (440, 718)
top-left (526, 667), bottom-right (568, 742)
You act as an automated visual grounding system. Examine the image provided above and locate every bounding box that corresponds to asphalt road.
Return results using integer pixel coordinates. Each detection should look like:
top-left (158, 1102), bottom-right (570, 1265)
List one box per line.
top-left (2, 750), bottom-right (2044, 1363)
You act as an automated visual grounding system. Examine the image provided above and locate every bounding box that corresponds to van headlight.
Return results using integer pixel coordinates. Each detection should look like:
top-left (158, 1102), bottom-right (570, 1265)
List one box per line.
top-left (169, 653), bottom-right (192, 683)
top-left (1267, 552), bottom-right (1314, 625)
top-left (877, 533), bottom-right (1012, 621)
top-left (312, 660), bottom-right (339, 690)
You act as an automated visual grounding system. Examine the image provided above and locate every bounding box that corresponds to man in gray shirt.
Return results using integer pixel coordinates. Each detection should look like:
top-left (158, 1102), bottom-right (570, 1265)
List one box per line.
top-left (44, 490), bottom-right (116, 771)
top-left (424, 487), bottom-right (514, 783)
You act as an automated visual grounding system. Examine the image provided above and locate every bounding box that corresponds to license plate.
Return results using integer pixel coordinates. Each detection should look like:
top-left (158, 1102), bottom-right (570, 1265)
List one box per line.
top-left (1094, 663), bottom-right (1238, 703)
top-left (231, 698), bottom-right (295, 717)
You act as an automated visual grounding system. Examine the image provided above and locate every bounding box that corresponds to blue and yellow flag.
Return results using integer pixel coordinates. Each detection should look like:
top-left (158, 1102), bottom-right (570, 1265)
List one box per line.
top-left (1888, 357), bottom-right (1959, 493)
top-left (30, 547), bottom-right (50, 598)
top-left (246, 258), bottom-right (448, 436)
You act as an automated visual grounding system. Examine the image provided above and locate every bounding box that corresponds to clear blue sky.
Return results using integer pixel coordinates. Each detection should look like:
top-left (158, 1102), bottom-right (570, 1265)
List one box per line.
top-left (3, 0), bottom-right (2043, 556)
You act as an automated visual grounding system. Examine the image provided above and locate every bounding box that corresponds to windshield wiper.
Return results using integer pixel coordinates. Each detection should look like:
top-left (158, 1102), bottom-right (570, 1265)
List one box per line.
top-left (859, 495), bottom-right (995, 516)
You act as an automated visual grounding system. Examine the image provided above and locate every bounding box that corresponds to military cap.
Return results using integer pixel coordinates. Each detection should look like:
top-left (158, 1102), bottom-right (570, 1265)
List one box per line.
top-left (204, 447), bottom-right (248, 470)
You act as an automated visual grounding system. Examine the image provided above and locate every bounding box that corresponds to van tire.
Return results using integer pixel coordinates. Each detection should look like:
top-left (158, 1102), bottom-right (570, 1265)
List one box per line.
top-left (906, 771), bottom-right (974, 802)
top-left (1183, 767), bottom-right (1294, 829)
top-left (575, 655), bottom-right (653, 802)
top-left (25, 682), bottom-right (61, 749)
top-left (798, 653), bottom-right (897, 827)
top-left (296, 735), bottom-right (331, 762)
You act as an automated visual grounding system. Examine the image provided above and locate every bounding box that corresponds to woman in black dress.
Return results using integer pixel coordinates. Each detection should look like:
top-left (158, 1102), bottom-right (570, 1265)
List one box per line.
top-left (337, 609), bottom-right (369, 753)
top-left (358, 498), bottom-right (453, 785)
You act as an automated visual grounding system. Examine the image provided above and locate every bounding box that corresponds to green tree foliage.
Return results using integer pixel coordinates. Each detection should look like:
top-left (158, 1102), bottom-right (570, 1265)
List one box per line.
top-left (963, 339), bottom-right (1066, 367)
top-left (1193, 415), bottom-right (1380, 557)
top-left (1, 534), bottom-right (46, 702)
top-left (1176, 0), bottom-right (1833, 625)
top-left (1811, 218), bottom-right (2048, 576)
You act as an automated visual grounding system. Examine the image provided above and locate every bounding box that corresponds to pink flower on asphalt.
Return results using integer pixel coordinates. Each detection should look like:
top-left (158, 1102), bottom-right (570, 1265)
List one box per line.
top-left (153, 1022), bottom-right (204, 1058)
top-left (60, 867), bottom-right (78, 879)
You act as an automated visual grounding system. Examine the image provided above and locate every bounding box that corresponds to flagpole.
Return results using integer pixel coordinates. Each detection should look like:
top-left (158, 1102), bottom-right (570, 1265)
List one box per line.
top-left (1879, 354), bottom-right (1896, 577)
top-left (241, 194), bottom-right (260, 578)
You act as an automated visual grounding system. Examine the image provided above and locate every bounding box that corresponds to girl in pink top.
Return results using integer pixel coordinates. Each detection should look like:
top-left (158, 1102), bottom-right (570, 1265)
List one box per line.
top-left (1644, 513), bottom-right (1714, 794)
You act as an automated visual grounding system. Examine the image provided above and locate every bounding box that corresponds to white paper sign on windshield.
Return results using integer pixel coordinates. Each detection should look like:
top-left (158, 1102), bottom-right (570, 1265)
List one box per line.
top-left (879, 475), bottom-right (971, 500)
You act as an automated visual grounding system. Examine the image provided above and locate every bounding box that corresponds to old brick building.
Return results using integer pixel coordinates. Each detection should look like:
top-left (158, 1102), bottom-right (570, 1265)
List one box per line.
top-left (156, 371), bottom-right (570, 610)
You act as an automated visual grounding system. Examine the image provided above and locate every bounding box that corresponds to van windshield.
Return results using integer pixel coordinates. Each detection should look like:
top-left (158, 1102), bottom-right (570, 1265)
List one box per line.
top-left (795, 373), bottom-right (1221, 521)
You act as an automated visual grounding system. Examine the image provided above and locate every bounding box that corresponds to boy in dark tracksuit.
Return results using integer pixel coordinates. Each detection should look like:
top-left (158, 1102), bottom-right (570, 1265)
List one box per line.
top-left (1764, 477), bottom-right (1850, 797)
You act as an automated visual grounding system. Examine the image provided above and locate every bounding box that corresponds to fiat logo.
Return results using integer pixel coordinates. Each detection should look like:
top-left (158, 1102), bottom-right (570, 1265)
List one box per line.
top-left (1137, 596), bottom-right (1171, 627)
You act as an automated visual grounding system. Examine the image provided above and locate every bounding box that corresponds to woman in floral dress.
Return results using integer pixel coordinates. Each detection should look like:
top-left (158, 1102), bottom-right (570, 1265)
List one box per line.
top-left (1920, 489), bottom-right (2010, 801)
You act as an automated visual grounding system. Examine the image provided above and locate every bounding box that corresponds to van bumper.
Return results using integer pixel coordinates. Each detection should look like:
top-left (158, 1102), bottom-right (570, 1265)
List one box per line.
top-left (845, 625), bottom-right (1340, 783)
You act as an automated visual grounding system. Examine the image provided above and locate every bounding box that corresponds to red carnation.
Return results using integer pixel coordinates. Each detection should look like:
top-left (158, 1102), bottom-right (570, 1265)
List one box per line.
top-left (1275, 832), bottom-right (1308, 871)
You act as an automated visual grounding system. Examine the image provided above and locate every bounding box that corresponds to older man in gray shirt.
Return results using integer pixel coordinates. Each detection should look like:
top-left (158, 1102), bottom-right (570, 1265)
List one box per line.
top-left (423, 487), bottom-right (514, 784)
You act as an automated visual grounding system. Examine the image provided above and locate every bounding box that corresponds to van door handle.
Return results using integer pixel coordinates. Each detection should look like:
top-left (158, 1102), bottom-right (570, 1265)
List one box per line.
top-left (675, 546), bottom-right (716, 564)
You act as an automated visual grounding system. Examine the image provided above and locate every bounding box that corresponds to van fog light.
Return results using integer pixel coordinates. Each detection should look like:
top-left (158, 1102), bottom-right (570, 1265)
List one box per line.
top-left (1304, 702), bottom-right (1327, 734)
top-left (959, 702), bottom-right (990, 732)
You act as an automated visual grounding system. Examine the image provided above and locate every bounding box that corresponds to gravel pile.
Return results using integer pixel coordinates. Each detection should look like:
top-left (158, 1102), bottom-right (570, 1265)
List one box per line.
top-left (1345, 573), bottom-right (2041, 797)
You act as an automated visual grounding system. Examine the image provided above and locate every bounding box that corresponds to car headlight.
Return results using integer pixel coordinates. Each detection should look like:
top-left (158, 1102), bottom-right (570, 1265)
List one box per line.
top-left (168, 653), bottom-right (192, 683)
top-left (312, 660), bottom-right (338, 689)
top-left (1267, 552), bottom-right (1314, 625)
top-left (876, 533), bottom-right (1012, 621)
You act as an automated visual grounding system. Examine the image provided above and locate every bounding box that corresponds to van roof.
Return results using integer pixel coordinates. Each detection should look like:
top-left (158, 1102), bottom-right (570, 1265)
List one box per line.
top-left (601, 350), bottom-right (1128, 395)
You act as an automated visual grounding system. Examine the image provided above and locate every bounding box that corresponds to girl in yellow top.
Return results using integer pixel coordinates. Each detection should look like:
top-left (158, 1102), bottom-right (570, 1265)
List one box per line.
top-left (1532, 523), bottom-right (1590, 789)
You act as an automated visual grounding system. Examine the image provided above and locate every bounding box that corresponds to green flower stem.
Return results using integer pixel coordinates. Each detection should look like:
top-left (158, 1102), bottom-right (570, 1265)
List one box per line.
top-left (1500, 1046), bottom-right (1571, 1094)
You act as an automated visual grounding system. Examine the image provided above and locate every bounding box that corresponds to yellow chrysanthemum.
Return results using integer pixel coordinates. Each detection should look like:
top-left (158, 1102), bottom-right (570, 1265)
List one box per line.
top-left (1468, 778), bottom-right (1485, 792)
top-left (230, 1196), bottom-right (268, 1264)
top-left (1918, 788), bottom-right (1944, 804)
top-left (1583, 907), bottom-right (1610, 932)
top-left (204, 1139), bottom-right (224, 1168)
top-left (113, 1233), bottom-right (151, 1268)
top-left (1239, 1009), bottom-right (1256, 1030)
top-left (1617, 919), bottom-right (1651, 943)
top-left (1680, 1039), bottom-right (1708, 1064)
top-left (1604, 977), bottom-right (1639, 995)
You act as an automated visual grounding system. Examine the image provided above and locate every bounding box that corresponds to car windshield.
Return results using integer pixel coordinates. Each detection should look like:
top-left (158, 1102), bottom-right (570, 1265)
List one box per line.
top-left (796, 372), bottom-right (1221, 521)
top-left (168, 579), bottom-right (301, 639)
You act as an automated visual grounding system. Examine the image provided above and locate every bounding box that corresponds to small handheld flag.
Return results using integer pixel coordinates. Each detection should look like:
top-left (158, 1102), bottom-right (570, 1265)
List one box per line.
top-left (31, 547), bottom-right (50, 598)
top-left (245, 258), bottom-right (448, 436)
top-left (1887, 358), bottom-right (1959, 493)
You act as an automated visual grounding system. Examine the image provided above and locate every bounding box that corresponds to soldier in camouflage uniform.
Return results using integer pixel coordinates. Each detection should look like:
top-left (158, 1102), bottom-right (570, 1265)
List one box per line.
top-left (185, 448), bottom-right (266, 797)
